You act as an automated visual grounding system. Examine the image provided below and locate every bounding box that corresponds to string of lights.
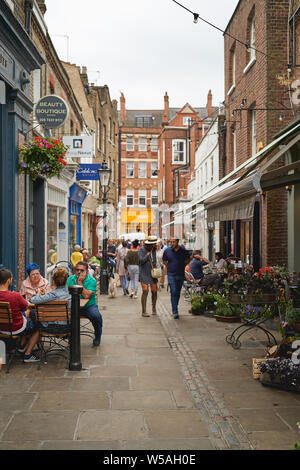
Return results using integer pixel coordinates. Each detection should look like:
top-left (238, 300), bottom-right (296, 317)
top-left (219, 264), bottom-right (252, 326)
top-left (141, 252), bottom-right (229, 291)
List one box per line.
top-left (171, 0), bottom-right (267, 57)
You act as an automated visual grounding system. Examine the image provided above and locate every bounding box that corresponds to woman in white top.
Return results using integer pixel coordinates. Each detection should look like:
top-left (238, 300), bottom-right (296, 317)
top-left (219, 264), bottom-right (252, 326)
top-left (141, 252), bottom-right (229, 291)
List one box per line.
top-left (215, 252), bottom-right (227, 272)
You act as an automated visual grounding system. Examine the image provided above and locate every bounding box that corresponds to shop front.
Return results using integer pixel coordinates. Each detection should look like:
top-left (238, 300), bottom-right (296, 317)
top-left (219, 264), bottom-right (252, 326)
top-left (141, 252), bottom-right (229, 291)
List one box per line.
top-left (69, 183), bottom-right (87, 252)
top-left (120, 208), bottom-right (154, 235)
top-left (0, 0), bottom-right (44, 286)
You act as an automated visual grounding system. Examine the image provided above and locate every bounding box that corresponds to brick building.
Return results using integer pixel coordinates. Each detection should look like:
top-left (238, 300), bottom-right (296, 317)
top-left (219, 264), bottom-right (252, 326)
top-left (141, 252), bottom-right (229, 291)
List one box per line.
top-left (183, 0), bottom-right (300, 270)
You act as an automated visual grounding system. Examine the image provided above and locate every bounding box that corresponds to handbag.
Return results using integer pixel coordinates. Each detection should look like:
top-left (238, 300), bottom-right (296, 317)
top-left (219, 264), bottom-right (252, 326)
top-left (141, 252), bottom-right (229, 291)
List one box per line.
top-left (150, 256), bottom-right (162, 279)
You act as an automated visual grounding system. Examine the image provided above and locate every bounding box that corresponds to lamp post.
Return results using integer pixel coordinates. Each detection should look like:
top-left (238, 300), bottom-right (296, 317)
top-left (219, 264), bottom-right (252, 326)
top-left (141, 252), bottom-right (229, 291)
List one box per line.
top-left (97, 159), bottom-right (111, 295)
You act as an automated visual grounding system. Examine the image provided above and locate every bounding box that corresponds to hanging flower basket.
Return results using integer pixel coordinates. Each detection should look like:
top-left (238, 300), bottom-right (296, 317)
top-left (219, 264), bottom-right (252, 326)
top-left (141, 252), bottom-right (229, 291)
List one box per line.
top-left (18, 136), bottom-right (69, 181)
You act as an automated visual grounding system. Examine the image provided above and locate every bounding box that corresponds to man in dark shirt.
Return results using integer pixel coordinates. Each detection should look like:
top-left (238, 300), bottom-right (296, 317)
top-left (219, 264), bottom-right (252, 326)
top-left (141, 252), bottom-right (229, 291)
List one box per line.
top-left (163, 238), bottom-right (191, 319)
top-left (189, 251), bottom-right (210, 282)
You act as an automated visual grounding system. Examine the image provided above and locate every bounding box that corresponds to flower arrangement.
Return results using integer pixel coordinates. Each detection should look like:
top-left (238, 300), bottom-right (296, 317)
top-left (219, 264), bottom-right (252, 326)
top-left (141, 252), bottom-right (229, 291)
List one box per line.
top-left (214, 294), bottom-right (239, 317)
top-left (259, 358), bottom-right (300, 392)
top-left (18, 136), bottom-right (69, 181)
top-left (223, 273), bottom-right (247, 296)
top-left (240, 304), bottom-right (273, 322)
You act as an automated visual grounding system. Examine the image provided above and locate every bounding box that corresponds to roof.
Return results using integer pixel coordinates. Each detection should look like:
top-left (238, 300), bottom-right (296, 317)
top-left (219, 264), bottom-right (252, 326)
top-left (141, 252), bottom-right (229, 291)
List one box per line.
top-left (119, 106), bottom-right (219, 127)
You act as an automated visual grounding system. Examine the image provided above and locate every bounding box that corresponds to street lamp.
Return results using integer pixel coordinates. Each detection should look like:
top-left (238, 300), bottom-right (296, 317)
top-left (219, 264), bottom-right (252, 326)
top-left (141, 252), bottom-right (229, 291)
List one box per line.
top-left (97, 159), bottom-right (112, 295)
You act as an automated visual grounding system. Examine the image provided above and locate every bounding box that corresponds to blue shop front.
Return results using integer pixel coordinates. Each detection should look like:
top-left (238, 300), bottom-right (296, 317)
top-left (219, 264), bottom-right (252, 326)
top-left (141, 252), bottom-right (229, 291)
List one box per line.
top-left (0, 0), bottom-right (44, 287)
top-left (69, 183), bottom-right (87, 253)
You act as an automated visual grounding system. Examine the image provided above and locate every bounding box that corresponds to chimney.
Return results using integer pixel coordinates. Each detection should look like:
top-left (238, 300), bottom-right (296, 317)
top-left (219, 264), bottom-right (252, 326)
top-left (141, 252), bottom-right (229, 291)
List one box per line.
top-left (120, 92), bottom-right (126, 126)
top-left (206, 90), bottom-right (212, 118)
top-left (163, 92), bottom-right (169, 123)
top-left (37, 0), bottom-right (47, 15)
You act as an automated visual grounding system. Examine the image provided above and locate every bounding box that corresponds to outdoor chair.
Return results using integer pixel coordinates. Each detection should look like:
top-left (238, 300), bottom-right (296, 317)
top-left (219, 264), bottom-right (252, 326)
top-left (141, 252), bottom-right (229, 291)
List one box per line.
top-left (35, 300), bottom-right (70, 367)
top-left (183, 271), bottom-right (199, 301)
top-left (0, 301), bottom-right (24, 373)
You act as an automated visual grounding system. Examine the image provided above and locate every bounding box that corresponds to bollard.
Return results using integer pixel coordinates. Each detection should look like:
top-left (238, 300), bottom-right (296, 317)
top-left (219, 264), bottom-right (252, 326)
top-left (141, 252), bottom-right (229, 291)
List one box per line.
top-left (68, 285), bottom-right (83, 371)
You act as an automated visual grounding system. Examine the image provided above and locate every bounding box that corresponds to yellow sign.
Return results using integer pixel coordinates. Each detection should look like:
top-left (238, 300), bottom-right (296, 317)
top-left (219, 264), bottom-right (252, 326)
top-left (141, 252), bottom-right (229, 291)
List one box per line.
top-left (121, 208), bottom-right (153, 224)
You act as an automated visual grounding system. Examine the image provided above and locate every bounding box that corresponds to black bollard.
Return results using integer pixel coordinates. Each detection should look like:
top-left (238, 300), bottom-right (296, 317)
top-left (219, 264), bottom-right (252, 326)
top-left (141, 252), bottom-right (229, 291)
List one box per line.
top-left (68, 285), bottom-right (83, 371)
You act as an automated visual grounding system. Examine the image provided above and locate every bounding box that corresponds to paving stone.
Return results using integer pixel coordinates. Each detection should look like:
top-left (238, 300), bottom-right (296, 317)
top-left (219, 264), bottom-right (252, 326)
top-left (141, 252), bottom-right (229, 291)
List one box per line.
top-left (111, 390), bottom-right (175, 410)
top-left (76, 410), bottom-right (145, 440)
top-left (3, 412), bottom-right (79, 441)
top-left (0, 393), bottom-right (36, 411)
top-left (144, 410), bottom-right (209, 438)
top-left (31, 391), bottom-right (110, 411)
top-left (275, 408), bottom-right (300, 430)
top-left (29, 378), bottom-right (73, 392)
top-left (136, 365), bottom-right (183, 378)
top-left (231, 409), bottom-right (290, 432)
top-left (171, 389), bottom-right (196, 409)
top-left (121, 438), bottom-right (214, 450)
top-left (71, 377), bottom-right (130, 392)
top-left (247, 430), bottom-right (299, 450)
top-left (0, 411), bottom-right (13, 434)
top-left (41, 440), bottom-right (123, 450)
top-left (131, 376), bottom-right (187, 392)
top-left (224, 390), bottom-right (300, 409)
top-left (90, 365), bottom-right (137, 377)
top-left (0, 441), bottom-right (42, 450)
top-left (126, 334), bottom-right (169, 348)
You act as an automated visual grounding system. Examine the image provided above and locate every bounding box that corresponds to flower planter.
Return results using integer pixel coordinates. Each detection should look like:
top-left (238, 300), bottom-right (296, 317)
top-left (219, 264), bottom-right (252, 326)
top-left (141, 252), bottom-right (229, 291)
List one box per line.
top-left (294, 321), bottom-right (300, 333)
top-left (260, 372), bottom-right (300, 393)
top-left (191, 308), bottom-right (204, 316)
top-left (228, 294), bottom-right (243, 303)
top-left (214, 315), bottom-right (241, 323)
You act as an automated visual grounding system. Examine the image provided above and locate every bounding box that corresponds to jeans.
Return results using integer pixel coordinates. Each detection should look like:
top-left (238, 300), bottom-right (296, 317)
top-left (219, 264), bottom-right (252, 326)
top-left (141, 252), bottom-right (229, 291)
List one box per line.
top-left (128, 265), bottom-right (139, 293)
top-left (168, 275), bottom-right (184, 315)
top-left (81, 304), bottom-right (103, 340)
top-left (121, 274), bottom-right (129, 294)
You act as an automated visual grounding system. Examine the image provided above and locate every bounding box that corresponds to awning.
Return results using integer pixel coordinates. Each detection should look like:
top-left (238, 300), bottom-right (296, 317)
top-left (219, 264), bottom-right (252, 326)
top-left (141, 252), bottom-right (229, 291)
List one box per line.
top-left (260, 160), bottom-right (300, 190)
top-left (205, 174), bottom-right (260, 222)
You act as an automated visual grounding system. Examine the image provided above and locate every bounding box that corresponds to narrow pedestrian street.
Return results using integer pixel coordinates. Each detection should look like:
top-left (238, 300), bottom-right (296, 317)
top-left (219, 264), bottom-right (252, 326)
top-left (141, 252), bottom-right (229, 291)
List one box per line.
top-left (0, 285), bottom-right (299, 451)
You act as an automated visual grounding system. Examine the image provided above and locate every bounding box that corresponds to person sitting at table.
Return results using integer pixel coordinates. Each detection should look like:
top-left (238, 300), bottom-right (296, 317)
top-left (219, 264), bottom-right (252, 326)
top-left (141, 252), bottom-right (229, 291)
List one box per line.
top-left (67, 261), bottom-right (103, 347)
top-left (190, 250), bottom-right (221, 290)
top-left (29, 268), bottom-right (71, 328)
top-left (20, 263), bottom-right (51, 301)
top-left (0, 269), bottom-right (40, 363)
top-left (215, 252), bottom-right (227, 272)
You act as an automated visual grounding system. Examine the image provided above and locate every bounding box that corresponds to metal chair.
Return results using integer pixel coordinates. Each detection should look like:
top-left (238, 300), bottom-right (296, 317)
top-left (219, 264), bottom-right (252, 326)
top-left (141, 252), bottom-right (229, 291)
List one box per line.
top-left (0, 302), bottom-right (24, 373)
top-left (183, 271), bottom-right (199, 301)
top-left (35, 300), bottom-right (71, 367)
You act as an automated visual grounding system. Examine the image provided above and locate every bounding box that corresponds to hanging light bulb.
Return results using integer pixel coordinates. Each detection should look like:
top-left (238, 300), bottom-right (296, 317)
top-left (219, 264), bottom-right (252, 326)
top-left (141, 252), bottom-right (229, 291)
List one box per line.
top-left (193, 13), bottom-right (199, 24)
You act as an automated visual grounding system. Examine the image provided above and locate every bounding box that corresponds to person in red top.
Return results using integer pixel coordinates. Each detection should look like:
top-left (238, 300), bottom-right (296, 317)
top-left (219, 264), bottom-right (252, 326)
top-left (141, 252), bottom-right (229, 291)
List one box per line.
top-left (0, 269), bottom-right (40, 363)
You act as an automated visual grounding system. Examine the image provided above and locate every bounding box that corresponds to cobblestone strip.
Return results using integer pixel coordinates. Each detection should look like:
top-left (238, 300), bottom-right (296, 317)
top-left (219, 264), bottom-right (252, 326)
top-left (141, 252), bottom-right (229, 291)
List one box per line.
top-left (157, 298), bottom-right (253, 450)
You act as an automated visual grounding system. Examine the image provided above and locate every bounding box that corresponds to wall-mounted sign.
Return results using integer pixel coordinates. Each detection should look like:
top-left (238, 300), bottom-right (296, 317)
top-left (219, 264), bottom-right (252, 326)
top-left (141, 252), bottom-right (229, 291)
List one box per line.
top-left (35, 95), bottom-right (69, 129)
top-left (63, 135), bottom-right (94, 158)
top-left (76, 164), bottom-right (101, 180)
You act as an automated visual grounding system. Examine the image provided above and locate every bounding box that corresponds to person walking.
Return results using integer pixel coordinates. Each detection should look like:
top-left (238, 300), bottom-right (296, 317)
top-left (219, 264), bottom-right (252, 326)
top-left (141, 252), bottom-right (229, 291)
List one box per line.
top-left (126, 239), bottom-right (140, 298)
top-left (162, 238), bottom-right (191, 319)
top-left (155, 240), bottom-right (165, 290)
top-left (139, 236), bottom-right (159, 317)
top-left (116, 240), bottom-right (129, 296)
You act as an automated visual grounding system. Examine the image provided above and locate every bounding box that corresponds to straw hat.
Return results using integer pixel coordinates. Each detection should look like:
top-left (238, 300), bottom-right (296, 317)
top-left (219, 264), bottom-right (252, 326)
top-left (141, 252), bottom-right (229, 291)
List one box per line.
top-left (144, 236), bottom-right (158, 245)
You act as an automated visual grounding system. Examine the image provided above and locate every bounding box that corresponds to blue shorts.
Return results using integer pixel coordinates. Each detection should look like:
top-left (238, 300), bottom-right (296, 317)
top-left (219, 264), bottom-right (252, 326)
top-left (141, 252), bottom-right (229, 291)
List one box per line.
top-left (22, 312), bottom-right (37, 334)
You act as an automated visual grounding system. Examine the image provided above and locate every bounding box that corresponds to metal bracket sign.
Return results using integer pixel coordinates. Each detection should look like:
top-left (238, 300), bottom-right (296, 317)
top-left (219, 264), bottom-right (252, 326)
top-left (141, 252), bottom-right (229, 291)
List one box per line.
top-left (63, 135), bottom-right (94, 158)
top-left (34, 95), bottom-right (69, 129)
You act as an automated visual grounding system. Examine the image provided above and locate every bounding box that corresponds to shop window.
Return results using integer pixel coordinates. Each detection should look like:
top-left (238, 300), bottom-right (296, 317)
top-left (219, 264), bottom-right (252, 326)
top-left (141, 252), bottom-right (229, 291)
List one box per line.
top-left (47, 205), bottom-right (58, 264)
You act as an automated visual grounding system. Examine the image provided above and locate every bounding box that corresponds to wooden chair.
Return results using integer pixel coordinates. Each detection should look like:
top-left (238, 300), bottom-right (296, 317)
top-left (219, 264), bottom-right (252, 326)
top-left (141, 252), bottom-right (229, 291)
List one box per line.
top-left (35, 300), bottom-right (70, 367)
top-left (0, 302), bottom-right (24, 373)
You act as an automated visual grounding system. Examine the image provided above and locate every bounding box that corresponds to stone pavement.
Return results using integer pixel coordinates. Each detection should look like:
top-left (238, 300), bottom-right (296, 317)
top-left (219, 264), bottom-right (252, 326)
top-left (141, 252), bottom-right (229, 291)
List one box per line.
top-left (0, 284), bottom-right (299, 450)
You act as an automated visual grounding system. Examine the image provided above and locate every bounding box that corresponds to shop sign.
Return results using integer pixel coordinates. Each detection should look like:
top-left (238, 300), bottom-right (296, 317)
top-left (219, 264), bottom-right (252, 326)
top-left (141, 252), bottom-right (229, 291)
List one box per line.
top-left (76, 163), bottom-right (101, 180)
top-left (35, 95), bottom-right (69, 128)
top-left (63, 135), bottom-right (94, 158)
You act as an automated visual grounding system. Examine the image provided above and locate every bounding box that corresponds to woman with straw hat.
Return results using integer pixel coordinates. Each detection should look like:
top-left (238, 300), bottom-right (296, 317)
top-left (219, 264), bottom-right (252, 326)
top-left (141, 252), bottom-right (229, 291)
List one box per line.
top-left (138, 236), bottom-right (159, 317)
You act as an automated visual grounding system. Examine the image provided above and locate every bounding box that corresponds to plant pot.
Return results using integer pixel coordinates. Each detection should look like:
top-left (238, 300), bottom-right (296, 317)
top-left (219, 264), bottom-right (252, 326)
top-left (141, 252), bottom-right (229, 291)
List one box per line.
top-left (294, 321), bottom-right (300, 333)
top-left (228, 294), bottom-right (243, 303)
top-left (191, 308), bottom-right (204, 316)
top-left (260, 372), bottom-right (300, 393)
top-left (214, 315), bottom-right (241, 323)
top-left (245, 293), bottom-right (276, 304)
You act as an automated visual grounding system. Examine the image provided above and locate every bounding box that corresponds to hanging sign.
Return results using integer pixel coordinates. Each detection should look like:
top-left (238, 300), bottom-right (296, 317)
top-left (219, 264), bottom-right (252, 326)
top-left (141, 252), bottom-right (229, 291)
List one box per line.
top-left (63, 135), bottom-right (94, 158)
top-left (76, 164), bottom-right (101, 180)
top-left (35, 95), bottom-right (69, 129)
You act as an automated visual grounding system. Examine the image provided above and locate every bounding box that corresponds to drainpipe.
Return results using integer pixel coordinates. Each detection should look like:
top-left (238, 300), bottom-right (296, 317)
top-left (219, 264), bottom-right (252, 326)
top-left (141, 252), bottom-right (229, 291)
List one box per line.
top-left (221, 121), bottom-right (227, 178)
top-left (24, 0), bottom-right (34, 35)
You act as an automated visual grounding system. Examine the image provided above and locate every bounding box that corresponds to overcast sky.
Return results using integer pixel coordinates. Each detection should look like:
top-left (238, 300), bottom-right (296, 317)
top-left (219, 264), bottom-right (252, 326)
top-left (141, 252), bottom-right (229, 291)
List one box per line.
top-left (44, 0), bottom-right (239, 111)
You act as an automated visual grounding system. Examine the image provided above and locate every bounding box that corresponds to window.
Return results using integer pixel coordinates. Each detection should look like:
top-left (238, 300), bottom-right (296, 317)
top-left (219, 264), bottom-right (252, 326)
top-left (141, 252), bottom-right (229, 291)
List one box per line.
top-left (228, 44), bottom-right (236, 95)
top-left (98, 119), bottom-right (102, 151)
top-left (150, 138), bottom-right (158, 151)
top-left (210, 157), bottom-right (214, 183)
top-left (251, 109), bottom-right (256, 157)
top-left (172, 139), bottom-right (186, 164)
top-left (138, 189), bottom-right (146, 206)
top-left (138, 161), bottom-right (147, 178)
top-left (109, 118), bottom-right (112, 141)
top-left (103, 124), bottom-right (106, 155)
top-left (126, 138), bottom-right (134, 151)
top-left (126, 161), bottom-right (134, 178)
top-left (205, 162), bottom-right (208, 189)
top-left (151, 189), bottom-right (158, 206)
top-left (136, 115), bottom-right (153, 127)
top-left (249, 16), bottom-right (256, 61)
top-left (126, 189), bottom-right (134, 207)
top-left (183, 116), bottom-right (192, 126)
top-left (113, 122), bottom-right (116, 144)
top-left (138, 138), bottom-right (147, 151)
top-left (151, 161), bottom-right (158, 178)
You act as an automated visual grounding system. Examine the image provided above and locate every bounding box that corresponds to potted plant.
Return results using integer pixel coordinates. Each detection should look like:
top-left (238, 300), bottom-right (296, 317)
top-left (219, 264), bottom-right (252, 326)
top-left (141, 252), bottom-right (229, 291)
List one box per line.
top-left (18, 136), bottom-right (69, 181)
top-left (223, 273), bottom-right (246, 302)
top-left (202, 292), bottom-right (218, 316)
top-left (190, 294), bottom-right (204, 315)
top-left (213, 294), bottom-right (241, 322)
top-left (240, 304), bottom-right (273, 323)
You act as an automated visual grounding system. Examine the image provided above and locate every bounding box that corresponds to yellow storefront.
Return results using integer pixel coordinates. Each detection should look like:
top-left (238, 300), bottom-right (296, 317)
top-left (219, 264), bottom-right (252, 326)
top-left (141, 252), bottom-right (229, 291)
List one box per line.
top-left (120, 208), bottom-right (154, 235)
